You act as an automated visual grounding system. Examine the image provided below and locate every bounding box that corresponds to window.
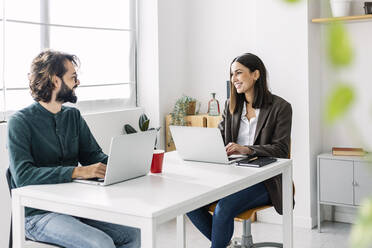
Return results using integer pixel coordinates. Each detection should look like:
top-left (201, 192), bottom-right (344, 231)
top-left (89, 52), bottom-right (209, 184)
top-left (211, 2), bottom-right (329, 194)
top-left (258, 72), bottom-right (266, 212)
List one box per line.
top-left (0, 0), bottom-right (137, 121)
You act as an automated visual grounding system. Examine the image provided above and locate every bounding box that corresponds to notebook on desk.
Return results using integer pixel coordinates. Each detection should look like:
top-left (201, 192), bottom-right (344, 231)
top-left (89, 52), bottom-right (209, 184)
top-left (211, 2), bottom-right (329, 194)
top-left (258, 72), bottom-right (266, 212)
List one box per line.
top-left (169, 125), bottom-right (251, 164)
top-left (73, 131), bottom-right (156, 186)
top-left (237, 157), bottom-right (277, 168)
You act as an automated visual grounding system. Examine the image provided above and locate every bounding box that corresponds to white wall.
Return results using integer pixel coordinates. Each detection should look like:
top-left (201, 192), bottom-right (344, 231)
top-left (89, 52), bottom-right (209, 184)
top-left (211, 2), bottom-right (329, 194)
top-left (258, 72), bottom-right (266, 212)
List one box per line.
top-left (321, 5), bottom-right (372, 151)
top-left (140, 0), bottom-right (256, 148)
top-left (158, 0), bottom-right (188, 143)
top-left (139, 0), bottom-right (257, 120)
top-left (319, 0), bottom-right (372, 223)
top-left (138, 0), bottom-right (189, 149)
top-left (137, 0), bottom-right (162, 146)
top-left (308, 0), bottom-right (323, 229)
top-left (253, 0), bottom-right (315, 228)
top-left (182, 0), bottom-right (257, 113)
top-left (163, 0), bottom-right (316, 228)
top-left (0, 124), bottom-right (11, 248)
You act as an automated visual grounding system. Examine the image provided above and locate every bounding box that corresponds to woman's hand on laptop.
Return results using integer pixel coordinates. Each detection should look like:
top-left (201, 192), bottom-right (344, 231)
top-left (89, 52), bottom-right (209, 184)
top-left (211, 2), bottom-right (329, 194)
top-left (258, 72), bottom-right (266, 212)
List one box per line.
top-left (225, 142), bottom-right (253, 156)
top-left (72, 162), bottom-right (107, 179)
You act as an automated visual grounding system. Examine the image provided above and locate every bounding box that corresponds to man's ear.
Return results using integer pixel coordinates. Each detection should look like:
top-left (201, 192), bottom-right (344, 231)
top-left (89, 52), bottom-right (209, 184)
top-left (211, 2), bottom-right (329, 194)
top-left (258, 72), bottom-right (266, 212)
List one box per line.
top-left (52, 75), bottom-right (61, 88)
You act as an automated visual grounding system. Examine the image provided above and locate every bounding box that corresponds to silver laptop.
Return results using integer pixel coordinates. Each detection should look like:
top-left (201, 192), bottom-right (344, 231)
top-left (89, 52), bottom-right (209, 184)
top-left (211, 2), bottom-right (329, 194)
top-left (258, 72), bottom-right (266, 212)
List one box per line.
top-left (74, 130), bottom-right (157, 186)
top-left (169, 126), bottom-right (247, 164)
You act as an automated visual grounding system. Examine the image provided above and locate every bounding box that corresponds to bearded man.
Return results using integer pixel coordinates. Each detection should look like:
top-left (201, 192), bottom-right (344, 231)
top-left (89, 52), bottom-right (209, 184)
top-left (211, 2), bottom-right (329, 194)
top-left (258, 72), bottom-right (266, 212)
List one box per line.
top-left (7, 50), bottom-right (140, 248)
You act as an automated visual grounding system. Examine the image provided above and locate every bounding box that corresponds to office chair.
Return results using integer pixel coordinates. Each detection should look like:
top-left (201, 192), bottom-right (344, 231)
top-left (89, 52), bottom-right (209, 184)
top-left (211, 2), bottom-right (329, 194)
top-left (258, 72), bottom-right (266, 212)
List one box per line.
top-left (6, 168), bottom-right (61, 248)
top-left (208, 147), bottom-right (293, 248)
top-left (208, 203), bottom-right (282, 248)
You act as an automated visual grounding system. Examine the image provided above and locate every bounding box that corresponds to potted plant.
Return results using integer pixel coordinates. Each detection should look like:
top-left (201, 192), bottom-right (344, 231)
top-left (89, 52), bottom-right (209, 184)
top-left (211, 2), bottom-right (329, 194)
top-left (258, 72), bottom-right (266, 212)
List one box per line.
top-left (170, 95), bottom-right (197, 126)
top-left (123, 113), bottom-right (161, 148)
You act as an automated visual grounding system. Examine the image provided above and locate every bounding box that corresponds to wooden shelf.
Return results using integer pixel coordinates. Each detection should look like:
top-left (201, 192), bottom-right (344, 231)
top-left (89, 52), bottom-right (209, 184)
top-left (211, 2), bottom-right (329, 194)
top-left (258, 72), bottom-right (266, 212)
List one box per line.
top-left (312, 14), bottom-right (372, 23)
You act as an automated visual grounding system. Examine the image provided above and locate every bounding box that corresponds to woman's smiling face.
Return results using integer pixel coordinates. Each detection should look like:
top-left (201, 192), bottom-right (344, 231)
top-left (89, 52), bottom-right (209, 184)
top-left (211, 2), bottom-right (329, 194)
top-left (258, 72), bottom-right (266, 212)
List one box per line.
top-left (230, 61), bottom-right (259, 94)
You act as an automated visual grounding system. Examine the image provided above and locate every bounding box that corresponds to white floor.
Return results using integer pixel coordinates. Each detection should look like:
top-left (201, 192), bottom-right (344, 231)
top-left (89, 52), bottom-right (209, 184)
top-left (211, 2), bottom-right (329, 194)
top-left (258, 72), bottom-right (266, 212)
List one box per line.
top-left (156, 218), bottom-right (352, 248)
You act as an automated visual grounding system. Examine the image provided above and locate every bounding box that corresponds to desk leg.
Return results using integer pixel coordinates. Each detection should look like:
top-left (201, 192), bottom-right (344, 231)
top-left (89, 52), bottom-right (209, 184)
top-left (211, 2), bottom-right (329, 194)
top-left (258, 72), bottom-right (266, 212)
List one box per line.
top-left (12, 194), bottom-right (25, 248)
top-left (141, 219), bottom-right (156, 248)
top-left (177, 215), bottom-right (186, 248)
top-left (282, 163), bottom-right (293, 248)
top-left (317, 203), bottom-right (321, 233)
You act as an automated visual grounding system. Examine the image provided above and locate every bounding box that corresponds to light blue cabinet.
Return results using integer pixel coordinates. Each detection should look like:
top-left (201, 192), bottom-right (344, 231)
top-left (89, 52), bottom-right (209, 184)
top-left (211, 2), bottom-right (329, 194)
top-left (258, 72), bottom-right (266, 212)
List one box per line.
top-left (354, 161), bottom-right (372, 206)
top-left (317, 154), bottom-right (372, 232)
top-left (319, 159), bottom-right (353, 205)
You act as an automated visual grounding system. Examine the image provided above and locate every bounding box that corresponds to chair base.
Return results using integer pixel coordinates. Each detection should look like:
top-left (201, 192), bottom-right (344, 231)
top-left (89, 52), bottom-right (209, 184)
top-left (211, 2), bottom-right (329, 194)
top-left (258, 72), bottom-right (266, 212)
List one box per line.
top-left (229, 237), bottom-right (283, 248)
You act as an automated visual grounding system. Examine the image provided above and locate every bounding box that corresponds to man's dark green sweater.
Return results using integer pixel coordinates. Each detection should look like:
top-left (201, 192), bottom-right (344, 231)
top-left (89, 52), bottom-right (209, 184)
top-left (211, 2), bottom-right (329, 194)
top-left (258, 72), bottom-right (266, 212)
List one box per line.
top-left (7, 102), bottom-right (108, 217)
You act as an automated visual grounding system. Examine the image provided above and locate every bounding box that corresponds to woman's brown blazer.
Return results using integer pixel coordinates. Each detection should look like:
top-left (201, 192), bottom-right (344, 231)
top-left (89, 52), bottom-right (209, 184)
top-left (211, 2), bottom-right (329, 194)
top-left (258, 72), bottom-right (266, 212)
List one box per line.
top-left (218, 94), bottom-right (293, 215)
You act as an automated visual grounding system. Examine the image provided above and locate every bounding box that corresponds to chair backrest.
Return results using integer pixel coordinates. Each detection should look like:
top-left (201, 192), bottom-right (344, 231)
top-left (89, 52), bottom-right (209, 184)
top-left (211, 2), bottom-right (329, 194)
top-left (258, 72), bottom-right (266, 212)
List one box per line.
top-left (5, 168), bottom-right (12, 248)
top-left (6, 168), bottom-right (13, 196)
top-left (5, 168), bottom-right (61, 248)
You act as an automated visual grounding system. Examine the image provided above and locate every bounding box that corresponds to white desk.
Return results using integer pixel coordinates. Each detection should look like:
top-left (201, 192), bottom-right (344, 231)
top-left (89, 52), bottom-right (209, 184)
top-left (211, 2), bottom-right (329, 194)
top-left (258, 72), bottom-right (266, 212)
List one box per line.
top-left (12, 152), bottom-right (293, 248)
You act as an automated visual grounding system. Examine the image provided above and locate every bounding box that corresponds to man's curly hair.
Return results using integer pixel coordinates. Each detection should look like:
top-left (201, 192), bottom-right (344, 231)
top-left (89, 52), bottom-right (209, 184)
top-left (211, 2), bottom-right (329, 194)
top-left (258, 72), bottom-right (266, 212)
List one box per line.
top-left (29, 50), bottom-right (79, 102)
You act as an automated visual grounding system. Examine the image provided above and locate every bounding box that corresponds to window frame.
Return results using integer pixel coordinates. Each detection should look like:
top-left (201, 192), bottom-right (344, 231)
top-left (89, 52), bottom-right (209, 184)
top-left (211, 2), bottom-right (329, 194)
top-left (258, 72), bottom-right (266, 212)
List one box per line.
top-left (0, 0), bottom-right (138, 121)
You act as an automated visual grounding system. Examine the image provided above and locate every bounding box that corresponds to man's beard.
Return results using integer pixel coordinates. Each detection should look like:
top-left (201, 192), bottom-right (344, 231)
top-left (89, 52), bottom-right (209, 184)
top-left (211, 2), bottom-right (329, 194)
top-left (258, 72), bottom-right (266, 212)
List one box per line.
top-left (56, 79), bottom-right (77, 103)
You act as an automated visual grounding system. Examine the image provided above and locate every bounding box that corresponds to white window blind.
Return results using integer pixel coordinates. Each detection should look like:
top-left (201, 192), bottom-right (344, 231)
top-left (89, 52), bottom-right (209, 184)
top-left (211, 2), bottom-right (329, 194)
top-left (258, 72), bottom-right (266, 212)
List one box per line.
top-left (0, 0), bottom-right (137, 121)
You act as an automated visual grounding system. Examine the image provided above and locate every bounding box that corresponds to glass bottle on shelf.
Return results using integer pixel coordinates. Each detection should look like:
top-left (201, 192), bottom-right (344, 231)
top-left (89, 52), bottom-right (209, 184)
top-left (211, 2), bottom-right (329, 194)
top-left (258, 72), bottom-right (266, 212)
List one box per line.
top-left (207, 93), bottom-right (220, 116)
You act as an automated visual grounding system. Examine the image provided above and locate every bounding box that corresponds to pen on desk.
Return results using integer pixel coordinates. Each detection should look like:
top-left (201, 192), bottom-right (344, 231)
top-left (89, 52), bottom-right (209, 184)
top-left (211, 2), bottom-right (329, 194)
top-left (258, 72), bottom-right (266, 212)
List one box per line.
top-left (235, 156), bottom-right (258, 166)
top-left (248, 156), bottom-right (258, 162)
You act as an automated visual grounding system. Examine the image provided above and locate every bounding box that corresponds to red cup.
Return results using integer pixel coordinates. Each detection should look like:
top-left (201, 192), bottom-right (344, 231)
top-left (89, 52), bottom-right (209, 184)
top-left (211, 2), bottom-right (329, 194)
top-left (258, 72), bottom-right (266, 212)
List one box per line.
top-left (151, 149), bottom-right (164, 173)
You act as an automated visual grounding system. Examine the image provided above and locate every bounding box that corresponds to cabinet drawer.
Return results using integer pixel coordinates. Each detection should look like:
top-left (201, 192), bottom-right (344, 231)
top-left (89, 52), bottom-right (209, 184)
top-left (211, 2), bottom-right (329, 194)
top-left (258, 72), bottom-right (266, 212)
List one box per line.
top-left (319, 159), bottom-right (353, 205)
top-left (354, 161), bottom-right (372, 206)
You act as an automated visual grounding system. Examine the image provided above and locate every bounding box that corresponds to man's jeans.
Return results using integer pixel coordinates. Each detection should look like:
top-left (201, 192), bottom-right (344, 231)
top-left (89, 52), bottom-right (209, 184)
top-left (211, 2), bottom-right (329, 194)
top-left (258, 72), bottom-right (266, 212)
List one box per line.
top-left (187, 182), bottom-right (271, 248)
top-left (25, 212), bottom-right (141, 248)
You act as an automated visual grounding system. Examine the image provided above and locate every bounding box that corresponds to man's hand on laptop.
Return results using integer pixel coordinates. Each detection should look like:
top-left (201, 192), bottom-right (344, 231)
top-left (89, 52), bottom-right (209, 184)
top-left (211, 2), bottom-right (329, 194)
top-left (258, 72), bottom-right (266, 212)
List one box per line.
top-left (226, 142), bottom-right (253, 156)
top-left (72, 162), bottom-right (107, 179)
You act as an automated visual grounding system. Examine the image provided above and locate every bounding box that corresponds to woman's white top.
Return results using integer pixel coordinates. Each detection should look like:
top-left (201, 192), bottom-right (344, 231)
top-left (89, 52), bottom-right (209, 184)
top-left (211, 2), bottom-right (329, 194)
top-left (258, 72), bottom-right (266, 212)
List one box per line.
top-left (236, 103), bottom-right (260, 146)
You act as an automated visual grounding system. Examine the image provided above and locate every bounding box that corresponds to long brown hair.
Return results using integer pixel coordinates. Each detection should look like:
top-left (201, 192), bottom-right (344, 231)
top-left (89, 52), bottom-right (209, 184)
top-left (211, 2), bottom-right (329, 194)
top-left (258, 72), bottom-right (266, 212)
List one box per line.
top-left (229, 53), bottom-right (272, 114)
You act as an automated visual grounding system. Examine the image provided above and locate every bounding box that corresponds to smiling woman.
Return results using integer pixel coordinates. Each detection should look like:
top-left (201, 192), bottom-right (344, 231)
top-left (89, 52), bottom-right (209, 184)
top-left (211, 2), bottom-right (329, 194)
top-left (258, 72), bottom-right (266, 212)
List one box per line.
top-left (186, 53), bottom-right (293, 248)
top-left (0, 0), bottom-right (137, 121)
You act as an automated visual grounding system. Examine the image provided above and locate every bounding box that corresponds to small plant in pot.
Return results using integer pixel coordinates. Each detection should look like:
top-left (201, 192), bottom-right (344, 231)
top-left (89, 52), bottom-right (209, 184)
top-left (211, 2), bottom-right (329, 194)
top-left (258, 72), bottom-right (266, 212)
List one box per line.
top-left (123, 113), bottom-right (161, 148)
top-left (170, 95), bottom-right (197, 126)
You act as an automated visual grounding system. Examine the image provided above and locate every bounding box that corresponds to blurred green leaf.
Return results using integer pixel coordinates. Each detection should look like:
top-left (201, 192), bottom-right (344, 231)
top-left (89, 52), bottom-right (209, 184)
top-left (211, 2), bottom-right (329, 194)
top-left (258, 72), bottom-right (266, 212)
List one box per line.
top-left (327, 22), bottom-right (353, 67)
top-left (365, 152), bottom-right (372, 164)
top-left (350, 198), bottom-right (372, 248)
top-left (325, 84), bottom-right (355, 124)
top-left (283, 0), bottom-right (301, 3)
